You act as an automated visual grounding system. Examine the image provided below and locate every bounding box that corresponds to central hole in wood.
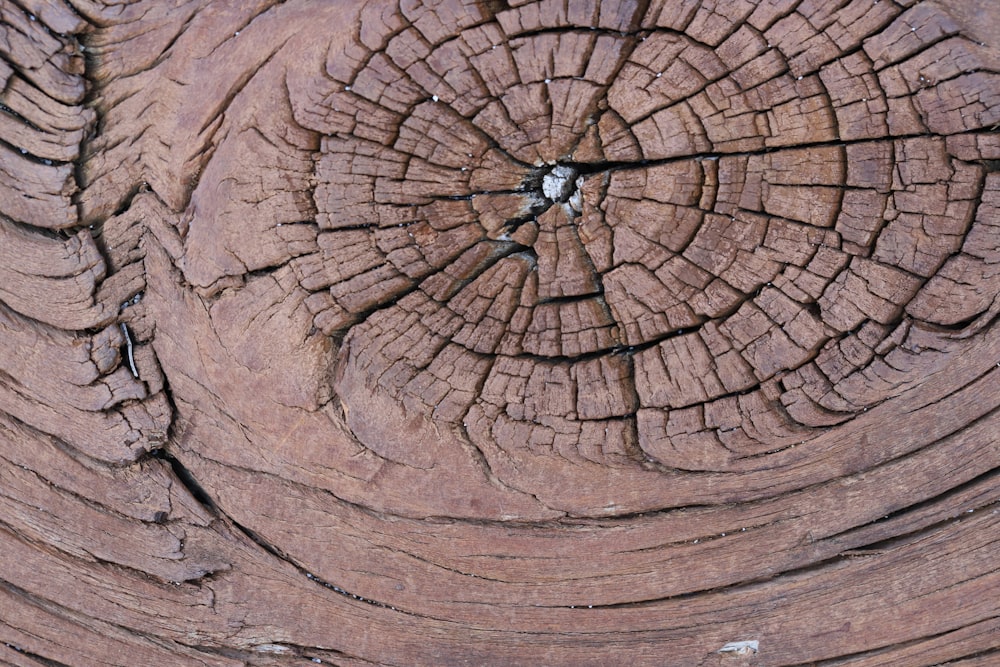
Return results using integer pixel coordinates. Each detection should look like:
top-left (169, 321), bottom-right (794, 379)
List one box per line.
top-left (541, 164), bottom-right (579, 203)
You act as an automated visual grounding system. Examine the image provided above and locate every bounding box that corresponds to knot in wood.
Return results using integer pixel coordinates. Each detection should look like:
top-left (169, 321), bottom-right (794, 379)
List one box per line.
top-left (295, 0), bottom-right (1000, 513)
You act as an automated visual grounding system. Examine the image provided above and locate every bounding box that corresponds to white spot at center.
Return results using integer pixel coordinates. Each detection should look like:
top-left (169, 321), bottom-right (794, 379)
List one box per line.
top-left (542, 165), bottom-right (578, 202)
top-left (718, 640), bottom-right (759, 655)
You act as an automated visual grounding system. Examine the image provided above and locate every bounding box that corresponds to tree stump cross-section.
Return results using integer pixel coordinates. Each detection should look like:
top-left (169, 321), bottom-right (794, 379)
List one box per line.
top-left (1, 0), bottom-right (999, 665)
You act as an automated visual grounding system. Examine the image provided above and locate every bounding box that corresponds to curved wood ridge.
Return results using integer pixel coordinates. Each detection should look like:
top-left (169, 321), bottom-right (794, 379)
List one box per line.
top-left (1, 0), bottom-right (999, 664)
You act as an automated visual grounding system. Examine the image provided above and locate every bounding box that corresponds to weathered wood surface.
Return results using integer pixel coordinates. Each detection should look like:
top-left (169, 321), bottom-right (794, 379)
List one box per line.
top-left (1, 0), bottom-right (999, 664)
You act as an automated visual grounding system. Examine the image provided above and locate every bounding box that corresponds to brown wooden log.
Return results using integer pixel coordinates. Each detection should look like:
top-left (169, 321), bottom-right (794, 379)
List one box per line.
top-left (2, 0), bottom-right (999, 664)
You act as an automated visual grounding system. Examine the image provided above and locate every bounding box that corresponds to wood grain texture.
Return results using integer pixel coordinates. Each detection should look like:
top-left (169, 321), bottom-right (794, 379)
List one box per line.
top-left (1, 0), bottom-right (998, 664)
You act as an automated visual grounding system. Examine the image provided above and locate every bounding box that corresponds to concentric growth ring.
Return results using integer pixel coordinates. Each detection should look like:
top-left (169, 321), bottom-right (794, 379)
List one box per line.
top-left (288, 0), bottom-right (999, 516)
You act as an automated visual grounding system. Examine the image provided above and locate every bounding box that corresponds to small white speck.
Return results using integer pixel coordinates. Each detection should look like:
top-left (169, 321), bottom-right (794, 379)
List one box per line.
top-left (276, 223), bottom-right (283, 227)
top-left (254, 644), bottom-right (291, 654)
top-left (234, 31), bottom-right (240, 36)
top-left (911, 27), bottom-right (916, 32)
top-left (432, 94), bottom-right (439, 102)
top-left (655, 72), bottom-right (662, 78)
top-left (344, 85), bottom-right (351, 91)
top-left (718, 640), bottom-right (759, 655)
top-left (797, 76), bottom-right (803, 80)
top-left (544, 78), bottom-right (551, 84)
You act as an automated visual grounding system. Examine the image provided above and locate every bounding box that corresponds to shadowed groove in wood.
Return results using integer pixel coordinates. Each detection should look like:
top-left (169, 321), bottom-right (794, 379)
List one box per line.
top-left (0, 0), bottom-right (998, 665)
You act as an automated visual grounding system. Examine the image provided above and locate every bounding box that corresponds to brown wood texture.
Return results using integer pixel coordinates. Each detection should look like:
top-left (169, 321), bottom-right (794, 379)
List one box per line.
top-left (1, 0), bottom-right (999, 664)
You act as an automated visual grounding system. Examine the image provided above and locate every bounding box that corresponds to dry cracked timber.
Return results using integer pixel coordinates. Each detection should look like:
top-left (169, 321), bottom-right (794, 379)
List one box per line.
top-left (1, 0), bottom-right (999, 665)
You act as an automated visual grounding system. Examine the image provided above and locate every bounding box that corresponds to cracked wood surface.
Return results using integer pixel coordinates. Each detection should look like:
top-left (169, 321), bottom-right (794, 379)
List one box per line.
top-left (1, 0), bottom-right (998, 664)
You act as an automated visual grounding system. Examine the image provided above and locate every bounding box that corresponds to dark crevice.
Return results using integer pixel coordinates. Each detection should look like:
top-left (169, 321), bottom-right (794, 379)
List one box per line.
top-left (0, 100), bottom-right (44, 134)
top-left (480, 0), bottom-right (510, 17)
top-left (793, 620), bottom-right (1000, 667)
top-left (422, 239), bottom-right (531, 302)
top-left (147, 402), bottom-right (415, 614)
top-left (913, 306), bottom-right (1000, 344)
top-left (189, 641), bottom-right (384, 667)
top-left (924, 309), bottom-right (989, 332)
top-left (0, 641), bottom-right (72, 667)
top-left (0, 212), bottom-right (66, 240)
top-left (147, 447), bottom-right (417, 616)
top-left (401, 129), bottom-right (986, 213)
top-left (0, 132), bottom-right (68, 167)
top-left (318, 237), bottom-right (535, 337)
top-left (871, 25), bottom-right (968, 74)
top-left (495, 209), bottom-right (546, 234)
top-left (931, 646), bottom-right (1000, 666)
top-left (227, 514), bottom-right (293, 562)
top-left (224, 0), bottom-right (289, 47)
top-left (824, 467), bottom-right (1000, 547)
top-left (150, 448), bottom-right (217, 513)
top-left (452, 360), bottom-right (568, 517)
top-left (499, 25), bottom-right (653, 43)
top-left (536, 290), bottom-right (605, 306)
top-left (0, 47), bottom-right (80, 111)
top-left (148, 9), bottom-right (203, 71)
top-left (1, 578), bottom-right (251, 666)
top-left (556, 493), bottom-right (999, 610)
top-left (85, 181), bottom-right (146, 262)
top-left (0, 448), bottom-right (157, 531)
top-left (224, 503), bottom-right (420, 617)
